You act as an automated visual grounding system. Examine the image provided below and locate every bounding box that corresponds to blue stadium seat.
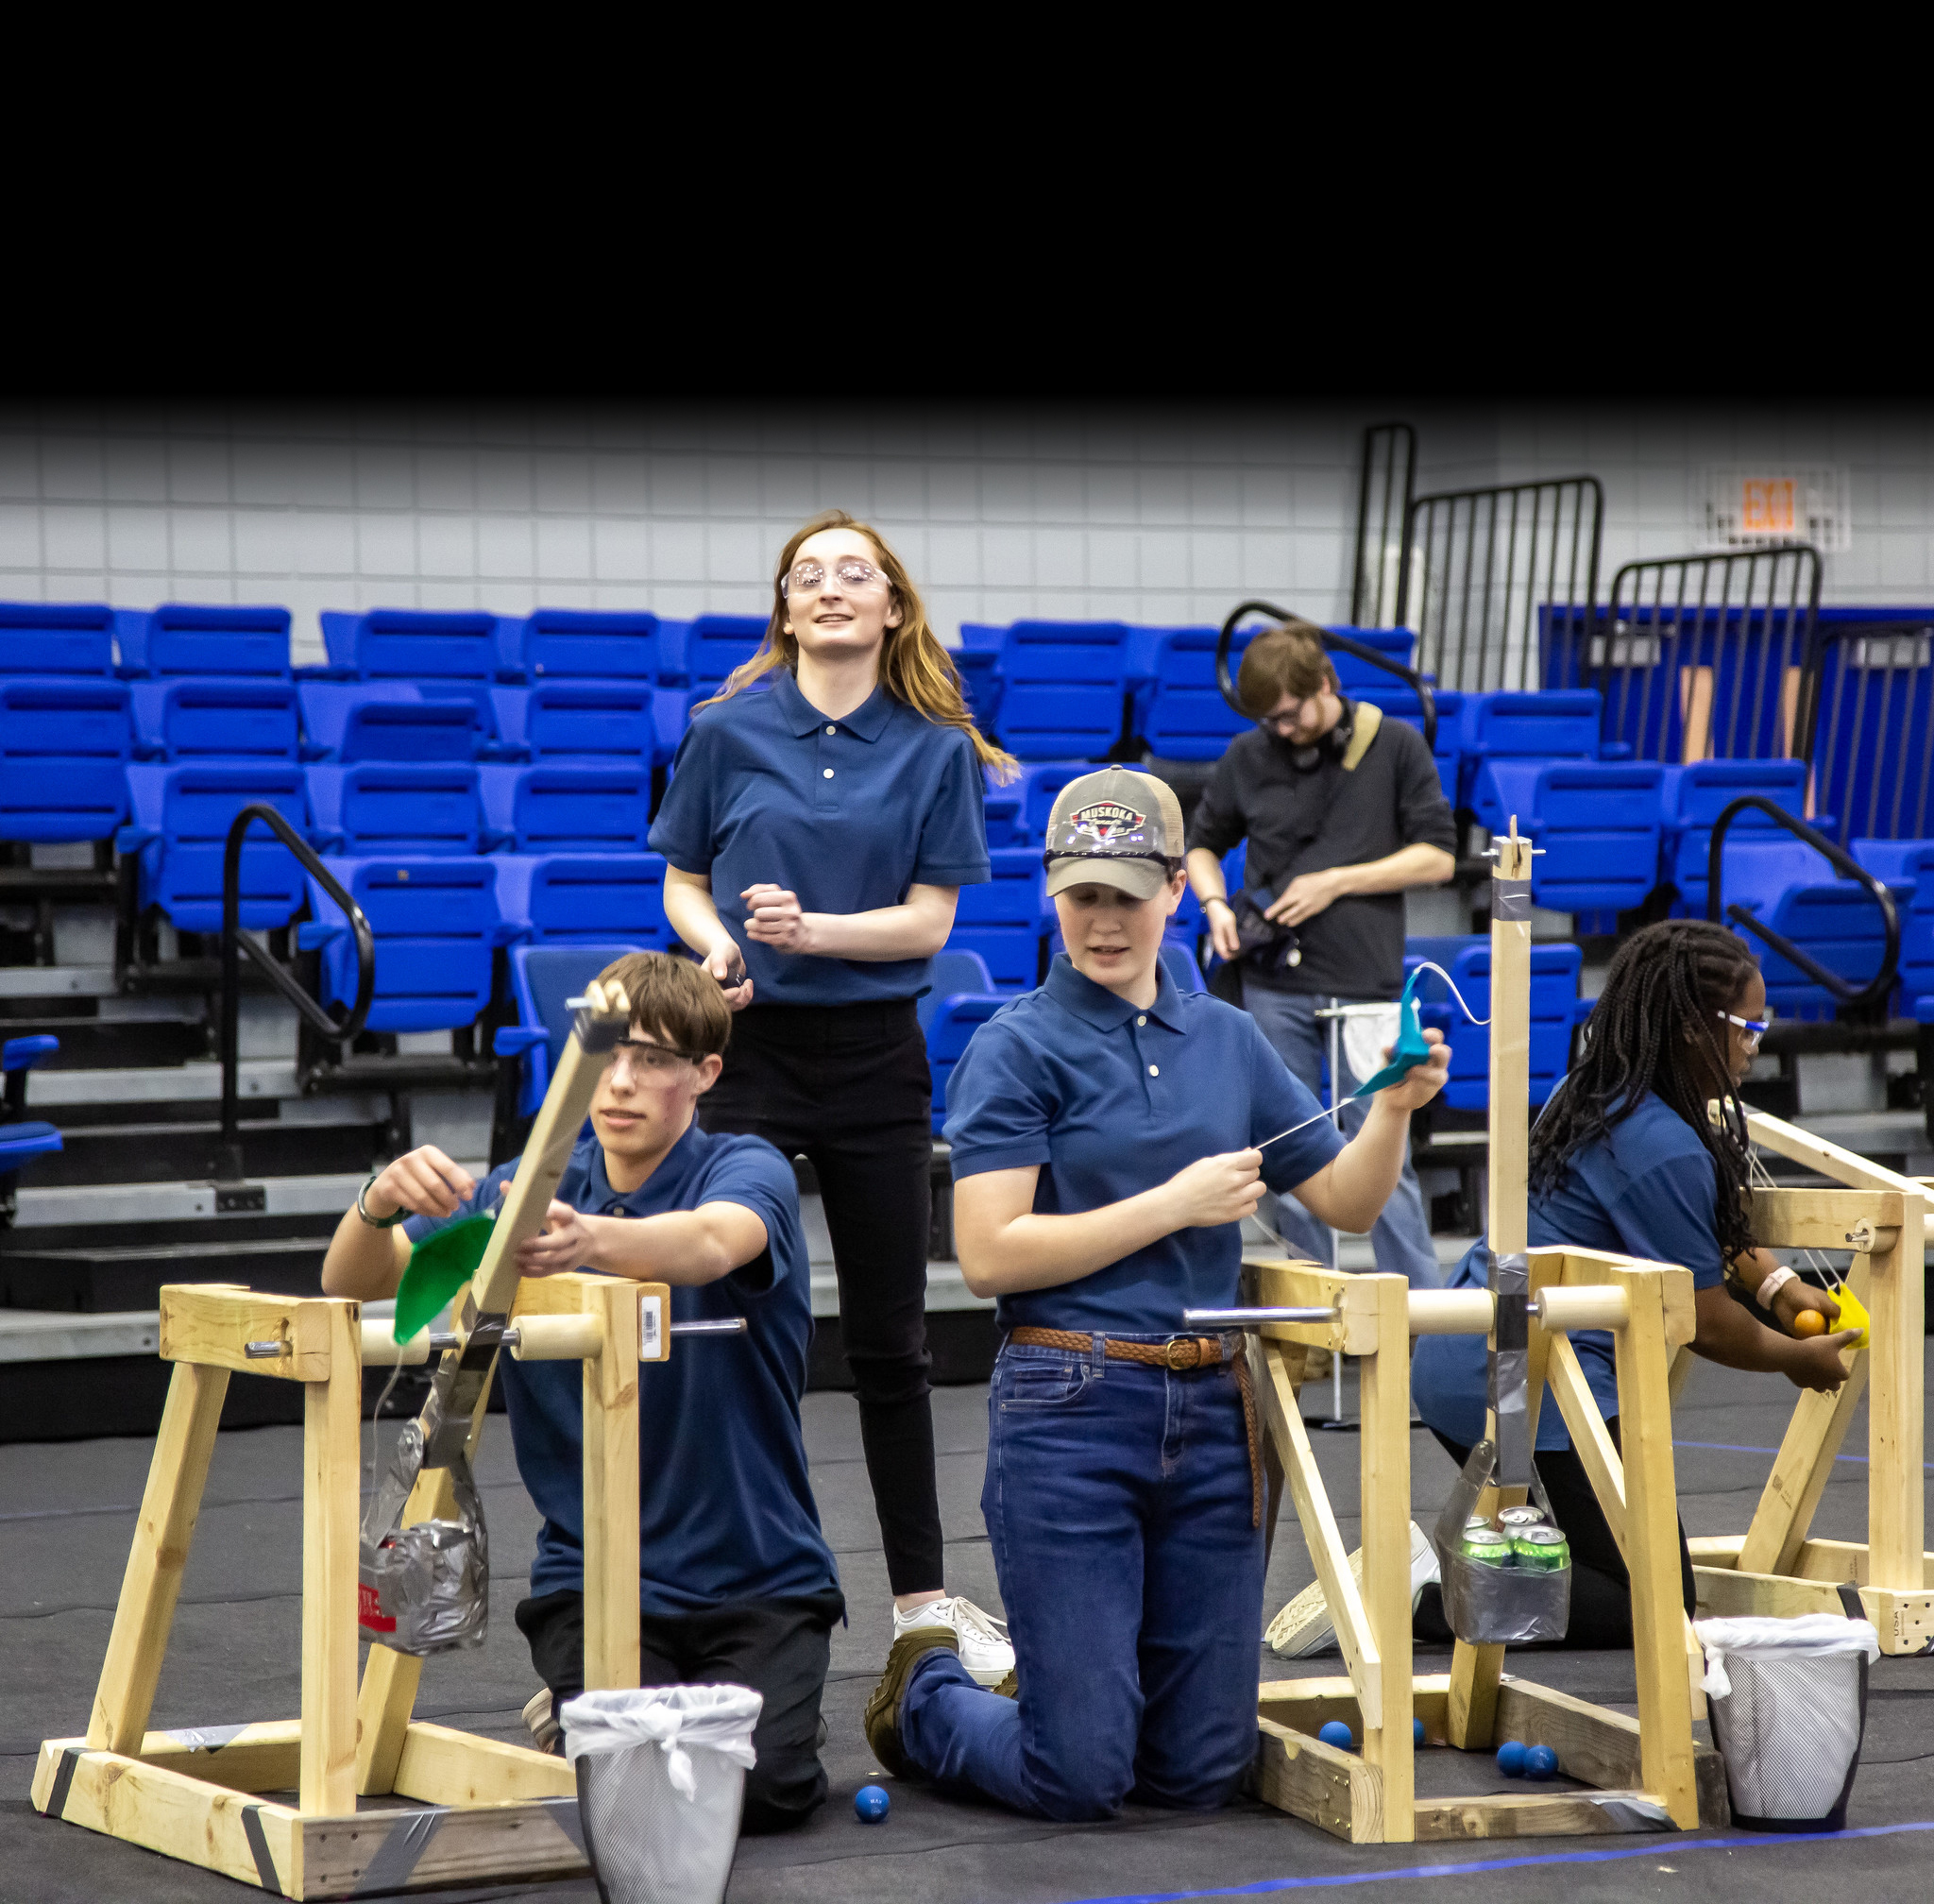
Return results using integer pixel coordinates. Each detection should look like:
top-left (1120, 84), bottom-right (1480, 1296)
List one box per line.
top-left (502, 609), bottom-right (662, 684)
top-left (307, 763), bottom-right (485, 856)
top-left (1455, 690), bottom-right (1603, 806)
top-left (301, 858), bottom-right (510, 1033)
top-left (1160, 942), bottom-right (1204, 992)
top-left (919, 949), bottom-right (996, 1033)
top-left (1354, 684), bottom-right (1465, 801)
top-left (684, 615), bottom-right (769, 714)
top-left (955, 625), bottom-right (1006, 734)
top-left (120, 762), bottom-right (313, 933)
top-left (0, 1034), bottom-right (62, 1179)
top-left (0, 680), bottom-right (134, 842)
top-left (495, 940), bottom-right (646, 1116)
top-left (297, 683), bottom-right (499, 762)
top-left (0, 602), bottom-right (115, 676)
top-left (1136, 626), bottom-right (1250, 760)
top-left (318, 608), bottom-right (507, 685)
top-left (927, 992), bottom-right (1009, 1133)
top-left (1852, 840), bottom-right (1934, 1014)
top-left (490, 680), bottom-right (680, 763)
top-left (115, 604), bottom-right (291, 678)
top-left (1407, 939), bottom-right (1581, 1108)
top-left (130, 679), bottom-right (301, 761)
top-left (946, 847), bottom-right (1045, 990)
top-left (982, 768), bottom-right (1025, 848)
top-left (1326, 626), bottom-right (1417, 687)
top-left (1715, 839), bottom-right (1913, 1020)
top-left (492, 853), bottom-right (671, 946)
top-left (655, 620), bottom-right (691, 688)
top-left (1471, 760), bottom-right (1665, 913)
top-left (995, 621), bottom-right (1131, 760)
top-left (1659, 760), bottom-right (1809, 914)
top-left (478, 763), bottom-right (651, 853)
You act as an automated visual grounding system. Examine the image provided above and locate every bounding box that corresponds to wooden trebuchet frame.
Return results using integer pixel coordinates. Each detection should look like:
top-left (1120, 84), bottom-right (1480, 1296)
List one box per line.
top-left (30, 978), bottom-right (682, 1898)
top-left (1686, 1110), bottom-right (1932, 1655)
top-left (1249, 827), bottom-right (1725, 1844)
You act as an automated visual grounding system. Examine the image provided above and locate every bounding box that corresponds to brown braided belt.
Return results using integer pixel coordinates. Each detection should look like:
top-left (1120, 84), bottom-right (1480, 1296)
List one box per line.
top-left (1005, 1328), bottom-right (1263, 1528)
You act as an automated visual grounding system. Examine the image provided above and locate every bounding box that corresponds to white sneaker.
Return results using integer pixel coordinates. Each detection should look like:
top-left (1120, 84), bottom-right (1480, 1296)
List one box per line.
top-left (1264, 1521), bottom-right (1439, 1659)
top-left (893, 1595), bottom-right (1015, 1687)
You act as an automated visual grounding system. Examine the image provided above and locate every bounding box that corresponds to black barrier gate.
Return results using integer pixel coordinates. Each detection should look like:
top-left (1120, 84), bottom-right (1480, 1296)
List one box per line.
top-left (1548, 545), bottom-right (1822, 764)
top-left (1803, 617), bottom-right (1934, 841)
top-left (1349, 421), bottom-right (1417, 629)
top-left (1396, 476), bottom-right (1602, 693)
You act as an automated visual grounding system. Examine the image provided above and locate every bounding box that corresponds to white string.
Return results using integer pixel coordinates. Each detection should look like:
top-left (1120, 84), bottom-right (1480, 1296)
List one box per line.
top-left (1408, 960), bottom-right (1491, 1026)
top-left (1257, 1106), bottom-right (1339, 1151)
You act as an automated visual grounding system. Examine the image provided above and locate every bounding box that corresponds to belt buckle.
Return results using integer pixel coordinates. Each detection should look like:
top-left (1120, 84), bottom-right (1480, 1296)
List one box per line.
top-left (1164, 1337), bottom-right (1203, 1371)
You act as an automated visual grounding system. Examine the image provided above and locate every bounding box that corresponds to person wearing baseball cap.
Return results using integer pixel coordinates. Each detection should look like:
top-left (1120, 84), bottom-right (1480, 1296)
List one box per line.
top-left (861, 765), bottom-right (1451, 1822)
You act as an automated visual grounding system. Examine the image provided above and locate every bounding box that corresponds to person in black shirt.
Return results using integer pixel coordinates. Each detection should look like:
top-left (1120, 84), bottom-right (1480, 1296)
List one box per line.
top-left (1184, 619), bottom-right (1456, 1284)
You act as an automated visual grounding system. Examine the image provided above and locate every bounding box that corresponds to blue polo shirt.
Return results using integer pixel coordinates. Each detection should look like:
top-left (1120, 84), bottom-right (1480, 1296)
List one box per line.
top-left (649, 672), bottom-right (991, 1007)
top-left (1411, 1092), bottom-right (1727, 1452)
top-left (942, 955), bottom-right (1346, 1334)
top-left (403, 1120), bottom-right (839, 1616)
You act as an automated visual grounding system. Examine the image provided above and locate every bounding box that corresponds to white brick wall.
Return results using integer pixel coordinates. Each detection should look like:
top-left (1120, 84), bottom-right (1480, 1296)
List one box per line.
top-left (1, 402), bottom-right (1929, 670)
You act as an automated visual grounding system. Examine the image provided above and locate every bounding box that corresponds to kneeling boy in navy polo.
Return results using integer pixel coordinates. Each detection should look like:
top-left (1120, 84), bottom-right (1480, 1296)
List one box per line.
top-left (320, 951), bottom-right (841, 1833)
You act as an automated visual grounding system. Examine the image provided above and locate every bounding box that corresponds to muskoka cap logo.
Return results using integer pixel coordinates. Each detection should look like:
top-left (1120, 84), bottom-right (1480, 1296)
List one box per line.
top-left (1066, 799), bottom-right (1149, 846)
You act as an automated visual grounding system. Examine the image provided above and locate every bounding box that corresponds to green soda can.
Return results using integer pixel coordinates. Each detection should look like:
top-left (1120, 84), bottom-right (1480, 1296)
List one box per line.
top-left (1498, 1506), bottom-right (1546, 1534)
top-left (1511, 1525), bottom-right (1569, 1572)
top-left (1464, 1516), bottom-right (1495, 1537)
top-left (1461, 1527), bottom-right (1513, 1567)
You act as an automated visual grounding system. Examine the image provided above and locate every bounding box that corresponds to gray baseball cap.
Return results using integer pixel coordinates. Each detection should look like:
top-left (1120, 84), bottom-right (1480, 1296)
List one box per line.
top-left (1041, 767), bottom-right (1186, 901)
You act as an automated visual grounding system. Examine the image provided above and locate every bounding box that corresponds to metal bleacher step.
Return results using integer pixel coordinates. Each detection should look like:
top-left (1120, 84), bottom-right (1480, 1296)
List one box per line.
top-left (22, 1116), bottom-right (386, 1188)
top-left (0, 1234), bottom-right (333, 1313)
top-left (0, 1012), bottom-right (208, 1068)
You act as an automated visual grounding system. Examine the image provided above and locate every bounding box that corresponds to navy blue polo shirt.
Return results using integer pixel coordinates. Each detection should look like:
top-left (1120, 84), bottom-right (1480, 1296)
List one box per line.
top-left (403, 1120), bottom-right (839, 1616)
top-left (649, 672), bottom-right (991, 1007)
top-left (1411, 1092), bottom-right (1727, 1452)
top-left (942, 955), bottom-right (1346, 1334)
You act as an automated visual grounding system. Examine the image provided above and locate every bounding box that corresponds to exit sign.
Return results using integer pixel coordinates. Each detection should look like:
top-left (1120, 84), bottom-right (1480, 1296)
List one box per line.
top-left (1704, 468), bottom-right (1851, 552)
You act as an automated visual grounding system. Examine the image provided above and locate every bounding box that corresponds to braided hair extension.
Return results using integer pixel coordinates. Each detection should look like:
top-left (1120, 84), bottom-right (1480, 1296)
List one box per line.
top-left (1529, 920), bottom-right (1761, 1262)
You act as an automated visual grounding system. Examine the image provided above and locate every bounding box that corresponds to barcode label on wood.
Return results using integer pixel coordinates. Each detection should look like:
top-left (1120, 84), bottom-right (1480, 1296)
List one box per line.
top-left (640, 1293), bottom-right (665, 1361)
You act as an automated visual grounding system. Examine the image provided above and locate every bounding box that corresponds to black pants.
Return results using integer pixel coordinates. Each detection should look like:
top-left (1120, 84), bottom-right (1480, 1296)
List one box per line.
top-left (517, 1587), bottom-right (844, 1835)
top-left (700, 998), bottom-right (943, 1595)
top-left (1415, 1425), bottom-right (1696, 1649)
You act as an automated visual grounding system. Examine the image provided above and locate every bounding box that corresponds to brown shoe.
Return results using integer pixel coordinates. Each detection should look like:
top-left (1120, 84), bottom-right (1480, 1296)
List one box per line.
top-left (991, 1668), bottom-right (1018, 1699)
top-left (863, 1629), bottom-right (960, 1778)
top-left (521, 1688), bottom-right (562, 1756)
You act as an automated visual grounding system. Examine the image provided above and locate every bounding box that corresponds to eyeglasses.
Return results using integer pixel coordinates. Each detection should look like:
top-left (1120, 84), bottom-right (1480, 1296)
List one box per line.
top-left (1718, 1009), bottom-right (1774, 1052)
top-left (609, 1037), bottom-right (701, 1078)
top-left (1258, 701), bottom-right (1308, 735)
top-left (780, 557), bottom-right (891, 599)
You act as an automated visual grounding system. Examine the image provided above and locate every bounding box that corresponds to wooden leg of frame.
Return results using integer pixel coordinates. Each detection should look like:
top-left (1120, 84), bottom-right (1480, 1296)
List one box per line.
top-left (87, 1360), bottom-right (229, 1754)
top-left (1357, 1277), bottom-right (1414, 1842)
top-left (1250, 1334), bottom-right (1291, 1580)
top-left (582, 1277), bottom-right (640, 1692)
top-left (300, 1305), bottom-right (361, 1816)
top-left (1667, 1343), bottom-right (1695, 1406)
top-left (354, 1466), bottom-right (454, 1796)
top-left (1868, 1198), bottom-right (1926, 1597)
top-left (1611, 1266), bottom-right (1698, 1828)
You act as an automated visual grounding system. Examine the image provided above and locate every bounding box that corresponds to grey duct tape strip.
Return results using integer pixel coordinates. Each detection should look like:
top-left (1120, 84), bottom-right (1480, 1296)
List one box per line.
top-left (1588, 1794), bottom-right (1673, 1830)
top-left (44, 1744), bottom-right (81, 1819)
top-left (1488, 1251), bottom-right (1531, 1488)
top-left (350, 1805), bottom-right (448, 1896)
top-left (157, 1722), bottom-right (253, 1753)
top-left (241, 1804), bottom-right (283, 1896)
top-left (573, 1007), bottom-right (626, 1054)
top-left (1492, 876), bottom-right (1533, 920)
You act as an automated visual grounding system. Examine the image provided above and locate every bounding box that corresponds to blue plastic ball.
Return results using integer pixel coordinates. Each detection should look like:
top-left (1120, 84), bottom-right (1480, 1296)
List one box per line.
top-left (855, 1783), bottom-right (891, 1822)
top-left (1414, 1717), bottom-right (1426, 1745)
top-left (1524, 1744), bottom-right (1559, 1781)
top-left (1317, 1720), bottom-right (1354, 1749)
top-left (1495, 1740), bottom-right (1528, 1776)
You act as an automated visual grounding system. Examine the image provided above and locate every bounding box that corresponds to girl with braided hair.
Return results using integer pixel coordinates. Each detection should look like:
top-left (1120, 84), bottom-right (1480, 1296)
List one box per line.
top-left (1409, 920), bottom-right (1857, 1647)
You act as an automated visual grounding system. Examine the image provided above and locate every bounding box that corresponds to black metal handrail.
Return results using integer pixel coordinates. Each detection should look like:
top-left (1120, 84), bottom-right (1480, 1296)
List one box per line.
top-left (1214, 601), bottom-right (1437, 753)
top-left (1349, 422), bottom-right (1417, 628)
top-left (219, 804), bottom-right (375, 1179)
top-left (1705, 795), bottom-right (1900, 1014)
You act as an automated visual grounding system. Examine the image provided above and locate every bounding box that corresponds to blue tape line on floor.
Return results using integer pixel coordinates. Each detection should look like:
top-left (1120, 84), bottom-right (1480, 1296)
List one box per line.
top-left (1052, 1820), bottom-right (1934, 1904)
top-left (1676, 1438), bottom-right (1934, 1471)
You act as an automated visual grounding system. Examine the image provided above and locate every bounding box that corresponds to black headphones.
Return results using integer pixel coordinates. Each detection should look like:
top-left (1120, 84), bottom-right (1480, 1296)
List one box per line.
top-left (1286, 705), bottom-right (1354, 774)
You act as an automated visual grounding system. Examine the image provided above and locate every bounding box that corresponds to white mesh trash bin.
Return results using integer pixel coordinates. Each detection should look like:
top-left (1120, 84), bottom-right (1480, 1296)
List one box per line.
top-left (562, 1684), bottom-right (763, 1904)
top-left (1696, 1601), bottom-right (1880, 1832)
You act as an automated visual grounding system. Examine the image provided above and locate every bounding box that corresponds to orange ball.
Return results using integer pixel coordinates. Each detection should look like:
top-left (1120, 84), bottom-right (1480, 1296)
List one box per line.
top-left (1791, 1309), bottom-right (1826, 1338)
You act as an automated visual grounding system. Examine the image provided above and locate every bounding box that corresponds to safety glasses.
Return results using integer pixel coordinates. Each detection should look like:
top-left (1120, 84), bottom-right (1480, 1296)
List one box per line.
top-left (609, 1037), bottom-right (702, 1078)
top-left (779, 557), bottom-right (891, 599)
top-left (1718, 1009), bottom-right (1774, 1052)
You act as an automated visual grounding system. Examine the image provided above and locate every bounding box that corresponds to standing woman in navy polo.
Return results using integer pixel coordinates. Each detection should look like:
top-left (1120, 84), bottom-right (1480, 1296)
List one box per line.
top-left (651, 510), bottom-right (1018, 1677)
top-left (861, 767), bottom-right (1451, 1819)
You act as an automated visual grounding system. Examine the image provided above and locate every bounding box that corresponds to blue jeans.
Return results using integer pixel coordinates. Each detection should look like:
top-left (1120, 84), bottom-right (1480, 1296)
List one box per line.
top-left (900, 1338), bottom-right (1264, 1820)
top-left (1242, 980), bottom-right (1441, 1288)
